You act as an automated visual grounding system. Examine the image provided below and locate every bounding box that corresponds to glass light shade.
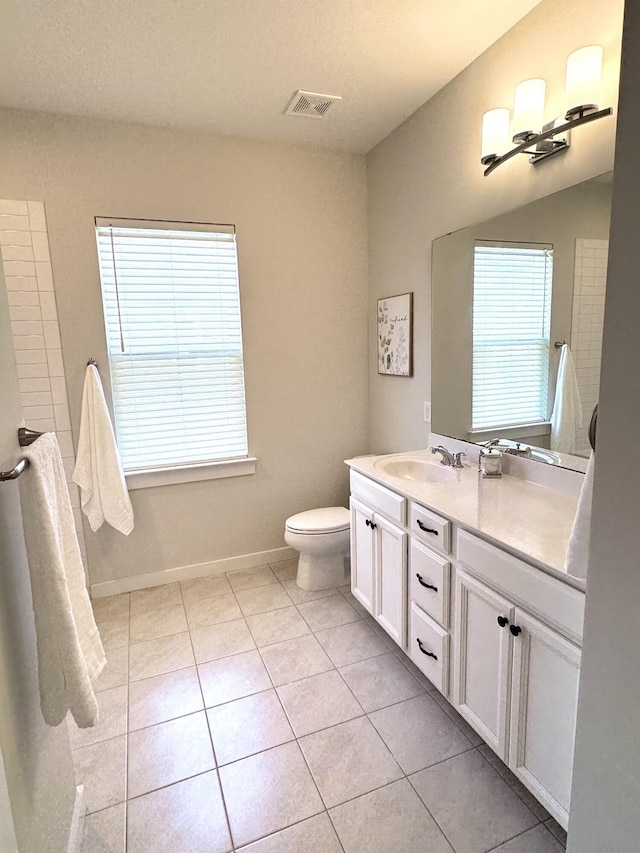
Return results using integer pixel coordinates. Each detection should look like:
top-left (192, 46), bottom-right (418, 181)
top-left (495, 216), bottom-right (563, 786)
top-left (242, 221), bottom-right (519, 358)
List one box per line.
top-left (481, 108), bottom-right (510, 164)
top-left (513, 79), bottom-right (546, 142)
top-left (565, 45), bottom-right (603, 118)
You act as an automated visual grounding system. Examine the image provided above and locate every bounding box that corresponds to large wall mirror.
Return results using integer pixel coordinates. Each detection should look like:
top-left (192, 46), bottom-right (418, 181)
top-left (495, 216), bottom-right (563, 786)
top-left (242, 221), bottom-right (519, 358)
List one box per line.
top-left (431, 173), bottom-right (612, 472)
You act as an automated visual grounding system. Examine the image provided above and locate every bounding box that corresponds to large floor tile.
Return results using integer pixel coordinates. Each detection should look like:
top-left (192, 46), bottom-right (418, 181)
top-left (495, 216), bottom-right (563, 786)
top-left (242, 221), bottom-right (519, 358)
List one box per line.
top-left (219, 741), bottom-right (323, 848)
top-left (184, 592), bottom-right (242, 630)
top-left (69, 685), bottom-right (128, 749)
top-left (479, 744), bottom-right (551, 821)
top-left (280, 579), bottom-right (340, 604)
top-left (339, 589), bottom-right (369, 616)
top-left (368, 693), bottom-right (473, 774)
top-left (92, 593), bottom-right (130, 624)
top-left (269, 559), bottom-right (298, 582)
top-left (410, 749), bottom-right (538, 853)
top-left (198, 649), bottom-right (272, 707)
top-left (127, 712), bottom-right (215, 798)
top-left (491, 825), bottom-right (566, 852)
top-left (81, 802), bottom-right (125, 853)
top-left (180, 573), bottom-right (232, 606)
top-left (129, 632), bottom-right (195, 682)
top-left (246, 606), bottom-right (310, 648)
top-left (98, 618), bottom-right (129, 652)
top-left (315, 620), bottom-right (390, 668)
top-left (130, 583), bottom-right (182, 615)
top-left (544, 818), bottom-right (567, 846)
top-left (128, 666), bottom-right (203, 731)
top-left (260, 634), bottom-right (333, 686)
top-left (127, 771), bottom-right (232, 853)
top-left (339, 652), bottom-right (424, 712)
top-left (93, 646), bottom-right (129, 693)
top-left (277, 670), bottom-right (363, 736)
top-left (430, 688), bottom-right (484, 746)
top-left (393, 649), bottom-right (438, 692)
top-left (207, 689), bottom-right (294, 764)
top-left (300, 716), bottom-right (402, 808)
top-left (227, 565), bottom-right (278, 592)
top-left (237, 813), bottom-right (341, 852)
top-left (190, 618), bottom-right (256, 664)
top-left (236, 583), bottom-right (292, 616)
top-left (129, 603), bottom-right (187, 644)
top-left (297, 594), bottom-right (359, 631)
top-left (329, 778), bottom-right (454, 853)
top-left (73, 735), bottom-right (126, 814)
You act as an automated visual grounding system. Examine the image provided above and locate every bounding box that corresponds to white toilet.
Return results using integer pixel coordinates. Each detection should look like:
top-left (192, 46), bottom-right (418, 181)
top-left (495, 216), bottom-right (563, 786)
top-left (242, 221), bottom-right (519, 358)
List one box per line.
top-left (284, 506), bottom-right (351, 590)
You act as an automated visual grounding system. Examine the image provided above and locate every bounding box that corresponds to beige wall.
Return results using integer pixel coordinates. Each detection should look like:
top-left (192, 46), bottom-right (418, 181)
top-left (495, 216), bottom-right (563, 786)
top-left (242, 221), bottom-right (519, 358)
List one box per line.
top-left (0, 109), bottom-right (369, 584)
top-left (366, 0), bottom-right (623, 454)
top-left (431, 180), bottom-right (612, 443)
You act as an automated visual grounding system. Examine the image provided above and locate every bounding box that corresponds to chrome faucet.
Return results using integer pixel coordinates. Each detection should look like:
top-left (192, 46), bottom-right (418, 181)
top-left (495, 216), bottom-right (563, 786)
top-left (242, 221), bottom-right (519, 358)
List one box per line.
top-left (429, 446), bottom-right (466, 468)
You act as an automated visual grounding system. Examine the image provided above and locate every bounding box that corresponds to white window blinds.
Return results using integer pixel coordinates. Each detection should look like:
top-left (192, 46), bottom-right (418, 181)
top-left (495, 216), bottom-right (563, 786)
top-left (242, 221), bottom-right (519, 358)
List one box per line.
top-left (95, 217), bottom-right (248, 472)
top-left (472, 241), bottom-right (553, 431)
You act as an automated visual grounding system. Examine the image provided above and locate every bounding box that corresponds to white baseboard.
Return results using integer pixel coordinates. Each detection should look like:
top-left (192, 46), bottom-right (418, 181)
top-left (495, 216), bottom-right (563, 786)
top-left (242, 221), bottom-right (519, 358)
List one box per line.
top-left (66, 785), bottom-right (86, 853)
top-left (90, 546), bottom-right (297, 598)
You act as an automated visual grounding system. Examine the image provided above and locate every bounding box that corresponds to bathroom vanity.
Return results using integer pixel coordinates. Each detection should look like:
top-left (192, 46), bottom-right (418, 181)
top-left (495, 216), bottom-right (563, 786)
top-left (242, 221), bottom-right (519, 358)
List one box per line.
top-left (345, 448), bottom-right (584, 831)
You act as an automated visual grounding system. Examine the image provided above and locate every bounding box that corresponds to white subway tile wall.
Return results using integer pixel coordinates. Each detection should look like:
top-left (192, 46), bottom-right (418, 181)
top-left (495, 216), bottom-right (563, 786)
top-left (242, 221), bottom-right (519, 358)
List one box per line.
top-left (0, 198), bottom-right (87, 560)
top-left (570, 238), bottom-right (609, 457)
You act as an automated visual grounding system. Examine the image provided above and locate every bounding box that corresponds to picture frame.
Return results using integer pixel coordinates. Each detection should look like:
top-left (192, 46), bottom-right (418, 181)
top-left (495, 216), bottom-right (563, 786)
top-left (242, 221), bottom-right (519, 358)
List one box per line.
top-left (377, 292), bottom-right (413, 376)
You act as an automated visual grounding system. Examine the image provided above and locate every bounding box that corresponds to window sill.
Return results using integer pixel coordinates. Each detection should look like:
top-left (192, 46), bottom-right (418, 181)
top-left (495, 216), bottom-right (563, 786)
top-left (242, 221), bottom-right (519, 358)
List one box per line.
top-left (125, 457), bottom-right (257, 490)
top-left (468, 422), bottom-right (552, 441)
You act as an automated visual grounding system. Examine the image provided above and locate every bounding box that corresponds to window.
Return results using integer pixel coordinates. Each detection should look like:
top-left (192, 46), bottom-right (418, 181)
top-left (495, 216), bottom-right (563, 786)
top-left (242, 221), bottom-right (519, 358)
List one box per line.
top-left (472, 241), bottom-right (553, 431)
top-left (95, 217), bottom-right (250, 480)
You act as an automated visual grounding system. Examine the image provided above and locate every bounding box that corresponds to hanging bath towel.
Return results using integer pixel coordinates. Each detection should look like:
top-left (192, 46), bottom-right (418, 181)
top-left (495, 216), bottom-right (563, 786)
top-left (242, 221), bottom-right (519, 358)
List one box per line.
top-left (550, 344), bottom-right (583, 454)
top-left (73, 363), bottom-right (134, 535)
top-left (20, 433), bottom-right (106, 727)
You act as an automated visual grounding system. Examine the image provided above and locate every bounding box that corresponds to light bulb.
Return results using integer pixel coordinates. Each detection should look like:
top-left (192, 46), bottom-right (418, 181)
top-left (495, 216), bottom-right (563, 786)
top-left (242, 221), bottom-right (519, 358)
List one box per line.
top-left (565, 46), bottom-right (603, 119)
top-left (481, 108), bottom-right (510, 165)
top-left (513, 79), bottom-right (546, 142)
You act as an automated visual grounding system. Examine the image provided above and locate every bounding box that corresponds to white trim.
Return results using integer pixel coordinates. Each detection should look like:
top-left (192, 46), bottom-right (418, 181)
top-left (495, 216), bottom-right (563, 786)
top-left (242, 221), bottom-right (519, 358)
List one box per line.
top-left (66, 785), bottom-right (86, 853)
top-left (90, 546), bottom-right (297, 597)
top-left (125, 457), bottom-right (257, 490)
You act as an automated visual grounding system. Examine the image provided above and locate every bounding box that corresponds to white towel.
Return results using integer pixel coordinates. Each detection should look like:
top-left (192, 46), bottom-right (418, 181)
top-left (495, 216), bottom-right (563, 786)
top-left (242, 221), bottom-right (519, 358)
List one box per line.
top-left (19, 433), bottom-right (106, 727)
top-left (565, 451), bottom-right (595, 580)
top-left (550, 344), bottom-right (583, 454)
top-left (73, 364), bottom-right (134, 535)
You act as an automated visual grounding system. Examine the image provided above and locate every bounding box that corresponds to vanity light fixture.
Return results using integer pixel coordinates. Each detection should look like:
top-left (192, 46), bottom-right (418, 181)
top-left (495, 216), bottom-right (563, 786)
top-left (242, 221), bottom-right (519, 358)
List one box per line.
top-left (481, 45), bottom-right (613, 176)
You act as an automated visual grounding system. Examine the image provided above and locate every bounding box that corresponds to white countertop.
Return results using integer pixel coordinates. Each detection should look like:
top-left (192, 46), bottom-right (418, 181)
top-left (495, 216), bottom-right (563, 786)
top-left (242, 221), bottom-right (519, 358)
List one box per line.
top-left (346, 451), bottom-right (584, 591)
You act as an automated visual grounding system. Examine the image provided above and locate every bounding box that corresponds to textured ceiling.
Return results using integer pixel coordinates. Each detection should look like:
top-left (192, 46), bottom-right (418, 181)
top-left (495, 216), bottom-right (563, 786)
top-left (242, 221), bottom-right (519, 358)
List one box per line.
top-left (0, 1), bottom-right (542, 153)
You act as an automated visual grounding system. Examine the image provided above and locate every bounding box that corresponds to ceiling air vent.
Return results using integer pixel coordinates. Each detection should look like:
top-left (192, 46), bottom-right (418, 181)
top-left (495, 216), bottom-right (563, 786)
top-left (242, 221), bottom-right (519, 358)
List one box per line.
top-left (284, 90), bottom-right (342, 120)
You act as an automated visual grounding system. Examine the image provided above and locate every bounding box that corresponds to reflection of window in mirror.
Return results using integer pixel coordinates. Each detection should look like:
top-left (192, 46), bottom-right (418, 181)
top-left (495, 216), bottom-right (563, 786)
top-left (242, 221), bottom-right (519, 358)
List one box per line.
top-left (472, 241), bottom-right (553, 431)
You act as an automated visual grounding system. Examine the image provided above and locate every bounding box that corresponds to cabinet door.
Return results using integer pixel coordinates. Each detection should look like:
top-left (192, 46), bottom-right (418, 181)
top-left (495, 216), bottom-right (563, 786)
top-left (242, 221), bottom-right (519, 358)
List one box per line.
top-left (509, 609), bottom-right (581, 830)
top-left (350, 496), bottom-right (375, 615)
top-left (374, 514), bottom-right (407, 648)
top-left (454, 570), bottom-right (514, 758)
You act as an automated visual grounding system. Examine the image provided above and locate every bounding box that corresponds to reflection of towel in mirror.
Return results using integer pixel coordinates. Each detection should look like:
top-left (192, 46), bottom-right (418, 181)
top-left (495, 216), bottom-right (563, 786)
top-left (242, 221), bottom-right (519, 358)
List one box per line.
top-left (565, 451), bottom-right (594, 580)
top-left (73, 364), bottom-right (134, 535)
top-left (550, 344), bottom-right (582, 454)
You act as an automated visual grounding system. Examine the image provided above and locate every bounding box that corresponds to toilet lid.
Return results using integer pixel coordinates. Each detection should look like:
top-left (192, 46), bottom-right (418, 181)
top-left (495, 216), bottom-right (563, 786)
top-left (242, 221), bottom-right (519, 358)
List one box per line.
top-left (286, 506), bottom-right (350, 534)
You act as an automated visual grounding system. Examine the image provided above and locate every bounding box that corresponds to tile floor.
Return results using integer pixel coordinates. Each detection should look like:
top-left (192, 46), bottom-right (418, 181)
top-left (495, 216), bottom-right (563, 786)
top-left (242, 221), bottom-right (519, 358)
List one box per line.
top-left (75, 560), bottom-right (568, 853)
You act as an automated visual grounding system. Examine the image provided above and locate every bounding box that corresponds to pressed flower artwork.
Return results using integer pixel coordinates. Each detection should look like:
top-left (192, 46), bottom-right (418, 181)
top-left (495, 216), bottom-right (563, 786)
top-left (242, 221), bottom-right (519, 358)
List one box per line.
top-left (377, 292), bottom-right (413, 376)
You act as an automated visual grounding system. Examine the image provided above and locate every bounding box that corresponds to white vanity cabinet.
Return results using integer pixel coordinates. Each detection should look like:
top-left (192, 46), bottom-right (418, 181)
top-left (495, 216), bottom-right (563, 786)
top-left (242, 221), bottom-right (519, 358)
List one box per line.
top-left (454, 530), bottom-right (583, 829)
top-left (350, 473), bottom-right (407, 648)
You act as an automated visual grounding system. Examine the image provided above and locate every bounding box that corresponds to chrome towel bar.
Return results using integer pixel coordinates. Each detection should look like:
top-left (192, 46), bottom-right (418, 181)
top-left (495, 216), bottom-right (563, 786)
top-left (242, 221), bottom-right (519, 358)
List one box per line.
top-left (0, 458), bottom-right (29, 481)
top-left (0, 427), bottom-right (44, 481)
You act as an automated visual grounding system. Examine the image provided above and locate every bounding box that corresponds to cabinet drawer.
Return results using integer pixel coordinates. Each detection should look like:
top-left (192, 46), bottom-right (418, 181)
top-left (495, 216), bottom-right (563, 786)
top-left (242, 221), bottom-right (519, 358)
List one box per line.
top-left (409, 501), bottom-right (451, 554)
top-left (409, 602), bottom-right (449, 695)
top-left (409, 539), bottom-right (450, 628)
top-left (457, 530), bottom-right (585, 644)
top-left (350, 470), bottom-right (406, 525)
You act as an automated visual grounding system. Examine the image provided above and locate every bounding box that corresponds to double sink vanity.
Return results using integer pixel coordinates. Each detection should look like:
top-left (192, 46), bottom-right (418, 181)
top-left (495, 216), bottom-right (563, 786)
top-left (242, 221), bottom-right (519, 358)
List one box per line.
top-left (346, 441), bottom-right (585, 830)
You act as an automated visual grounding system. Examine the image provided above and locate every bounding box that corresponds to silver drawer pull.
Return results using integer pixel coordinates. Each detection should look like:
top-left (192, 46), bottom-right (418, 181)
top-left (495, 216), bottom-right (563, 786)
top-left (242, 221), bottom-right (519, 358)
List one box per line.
top-left (416, 574), bottom-right (438, 592)
top-left (417, 519), bottom-right (438, 535)
top-left (416, 638), bottom-right (437, 660)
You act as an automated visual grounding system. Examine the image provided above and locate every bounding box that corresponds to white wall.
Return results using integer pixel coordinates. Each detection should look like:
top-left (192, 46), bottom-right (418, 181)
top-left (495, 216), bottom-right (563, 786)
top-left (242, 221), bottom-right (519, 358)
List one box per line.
top-left (366, 0), bottom-right (623, 453)
top-left (568, 3), bottom-right (640, 848)
top-left (0, 109), bottom-right (369, 586)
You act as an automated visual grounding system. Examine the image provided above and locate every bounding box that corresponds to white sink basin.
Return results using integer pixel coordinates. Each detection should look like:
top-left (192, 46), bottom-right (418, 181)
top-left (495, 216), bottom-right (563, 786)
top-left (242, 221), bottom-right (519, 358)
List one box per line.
top-left (373, 456), bottom-right (457, 483)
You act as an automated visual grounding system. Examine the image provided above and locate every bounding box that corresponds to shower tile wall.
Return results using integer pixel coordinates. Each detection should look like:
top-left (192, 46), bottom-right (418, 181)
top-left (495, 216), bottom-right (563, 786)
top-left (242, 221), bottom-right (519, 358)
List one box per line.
top-left (0, 198), bottom-right (87, 560)
top-left (570, 237), bottom-right (609, 457)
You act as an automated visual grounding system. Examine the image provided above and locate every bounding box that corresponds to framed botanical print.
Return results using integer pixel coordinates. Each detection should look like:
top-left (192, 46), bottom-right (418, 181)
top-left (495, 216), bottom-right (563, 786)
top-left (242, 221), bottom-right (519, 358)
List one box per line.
top-left (377, 292), bottom-right (413, 376)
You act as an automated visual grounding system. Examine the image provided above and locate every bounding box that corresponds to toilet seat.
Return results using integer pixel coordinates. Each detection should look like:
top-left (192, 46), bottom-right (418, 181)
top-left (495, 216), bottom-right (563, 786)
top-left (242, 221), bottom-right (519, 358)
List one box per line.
top-left (285, 506), bottom-right (350, 535)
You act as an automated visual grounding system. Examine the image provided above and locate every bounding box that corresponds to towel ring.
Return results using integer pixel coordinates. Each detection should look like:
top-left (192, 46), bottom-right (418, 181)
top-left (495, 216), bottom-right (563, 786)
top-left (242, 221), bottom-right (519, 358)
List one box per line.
top-left (589, 404), bottom-right (598, 452)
